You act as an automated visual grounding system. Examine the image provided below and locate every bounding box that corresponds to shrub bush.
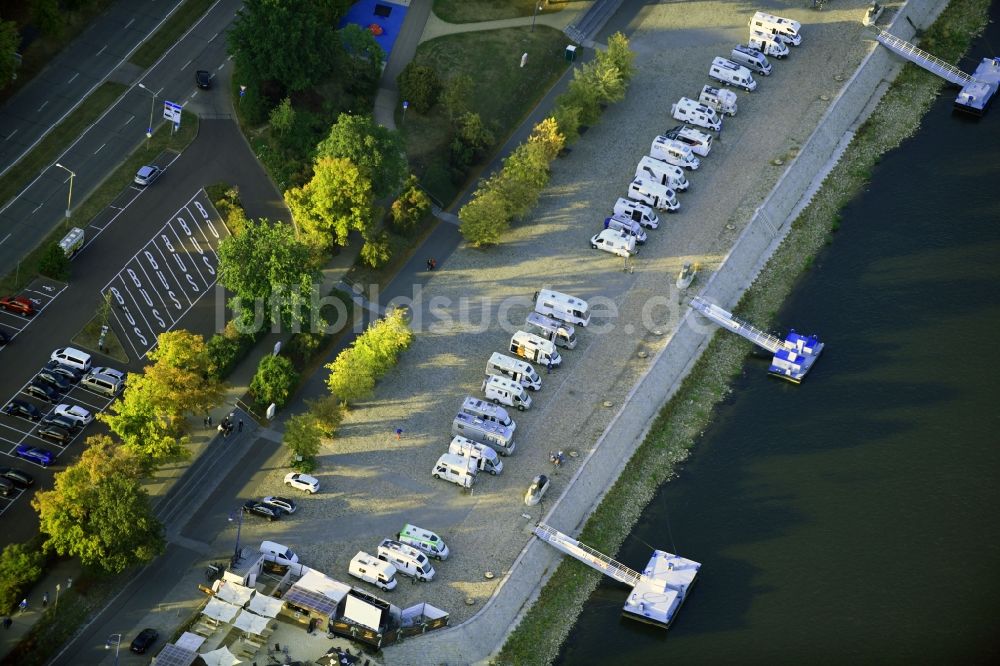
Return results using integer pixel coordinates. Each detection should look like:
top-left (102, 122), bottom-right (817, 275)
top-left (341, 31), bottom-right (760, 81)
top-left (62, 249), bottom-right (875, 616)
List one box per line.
top-left (250, 355), bottom-right (299, 409)
top-left (397, 62), bottom-right (441, 113)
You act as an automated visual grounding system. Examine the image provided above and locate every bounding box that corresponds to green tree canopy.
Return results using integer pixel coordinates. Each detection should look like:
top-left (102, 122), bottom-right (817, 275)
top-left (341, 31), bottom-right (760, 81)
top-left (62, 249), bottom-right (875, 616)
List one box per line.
top-left (599, 32), bottom-right (636, 83)
top-left (285, 157), bottom-right (375, 250)
top-left (98, 375), bottom-right (190, 469)
top-left (0, 543), bottom-right (44, 614)
top-left (250, 354), bottom-right (299, 408)
top-left (459, 177), bottom-right (511, 247)
top-left (391, 175), bottom-right (431, 234)
top-left (316, 113), bottom-right (407, 198)
top-left (0, 19), bottom-right (18, 90)
top-left (340, 23), bottom-right (385, 88)
top-left (397, 62), bottom-right (441, 113)
top-left (284, 412), bottom-right (324, 469)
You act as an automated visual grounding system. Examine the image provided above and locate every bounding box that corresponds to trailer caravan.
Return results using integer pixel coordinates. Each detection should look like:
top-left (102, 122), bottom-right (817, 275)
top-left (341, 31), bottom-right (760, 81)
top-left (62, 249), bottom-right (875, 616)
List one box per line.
top-left (649, 136), bottom-right (700, 170)
top-left (730, 44), bottom-right (772, 76)
top-left (451, 411), bottom-right (517, 455)
top-left (699, 85), bottom-right (738, 117)
top-left (510, 331), bottom-right (562, 367)
top-left (486, 352), bottom-right (542, 391)
top-left (533, 289), bottom-right (590, 327)
top-left (634, 156), bottom-right (689, 195)
top-left (448, 436), bottom-right (504, 475)
top-left (709, 57), bottom-right (757, 92)
top-left (748, 11), bottom-right (801, 46)
top-left (613, 197), bottom-right (661, 228)
top-left (748, 30), bottom-right (790, 59)
top-left (669, 97), bottom-right (722, 132)
top-left (525, 312), bottom-right (578, 349)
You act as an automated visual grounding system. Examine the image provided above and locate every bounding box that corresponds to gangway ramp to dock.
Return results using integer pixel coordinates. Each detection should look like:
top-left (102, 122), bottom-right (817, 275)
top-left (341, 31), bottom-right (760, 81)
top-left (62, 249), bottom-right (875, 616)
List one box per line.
top-left (690, 296), bottom-right (782, 353)
top-left (533, 523), bottom-right (640, 586)
top-left (874, 29), bottom-right (974, 86)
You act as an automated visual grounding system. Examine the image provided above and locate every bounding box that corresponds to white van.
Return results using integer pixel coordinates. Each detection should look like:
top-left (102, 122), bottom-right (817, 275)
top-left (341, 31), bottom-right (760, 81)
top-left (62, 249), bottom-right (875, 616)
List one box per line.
top-left (534, 289), bottom-right (590, 327)
top-left (731, 44), bottom-right (772, 76)
top-left (748, 11), bottom-right (801, 46)
top-left (377, 539), bottom-right (436, 581)
top-left (603, 216), bottom-right (647, 244)
top-left (662, 125), bottom-right (713, 157)
top-left (481, 374), bottom-right (533, 412)
top-left (349, 551), bottom-right (398, 591)
top-left (50, 347), bottom-right (92, 372)
top-left (431, 453), bottom-right (477, 488)
top-left (525, 312), bottom-right (577, 350)
top-left (634, 156), bottom-right (689, 195)
top-left (260, 540), bottom-right (299, 566)
top-left (398, 524), bottom-right (450, 560)
top-left (748, 30), bottom-right (790, 58)
top-left (709, 57), bottom-right (757, 92)
top-left (699, 85), bottom-right (738, 117)
top-left (670, 97), bottom-right (722, 132)
top-left (613, 197), bottom-right (660, 228)
top-left (459, 396), bottom-right (514, 428)
top-left (649, 136), bottom-right (700, 171)
top-left (590, 228), bottom-right (637, 258)
top-left (510, 331), bottom-right (561, 367)
top-left (452, 411), bottom-right (517, 455)
top-left (628, 177), bottom-right (681, 213)
top-left (486, 352), bottom-right (541, 391)
top-left (449, 436), bottom-right (504, 475)
top-left (80, 371), bottom-right (125, 397)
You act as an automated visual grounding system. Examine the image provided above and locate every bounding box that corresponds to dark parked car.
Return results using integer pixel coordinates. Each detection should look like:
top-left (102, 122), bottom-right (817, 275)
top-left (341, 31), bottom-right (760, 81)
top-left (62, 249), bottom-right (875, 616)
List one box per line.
top-left (36, 424), bottom-right (72, 444)
top-left (15, 445), bottom-right (55, 466)
top-left (0, 467), bottom-right (34, 488)
top-left (41, 413), bottom-right (81, 433)
top-left (0, 477), bottom-right (14, 497)
top-left (242, 500), bottom-right (282, 522)
top-left (3, 399), bottom-right (41, 421)
top-left (0, 330), bottom-right (8, 346)
top-left (0, 295), bottom-right (35, 316)
top-left (43, 360), bottom-right (84, 383)
top-left (37, 370), bottom-right (72, 393)
top-left (262, 496), bottom-right (297, 514)
top-left (25, 382), bottom-right (61, 403)
top-left (129, 627), bottom-right (159, 654)
top-left (195, 69), bottom-right (212, 89)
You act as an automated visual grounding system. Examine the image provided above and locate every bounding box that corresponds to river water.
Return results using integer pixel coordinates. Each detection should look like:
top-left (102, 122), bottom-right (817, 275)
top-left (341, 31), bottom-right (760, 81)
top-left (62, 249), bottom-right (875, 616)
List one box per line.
top-left (555, 12), bottom-right (1000, 665)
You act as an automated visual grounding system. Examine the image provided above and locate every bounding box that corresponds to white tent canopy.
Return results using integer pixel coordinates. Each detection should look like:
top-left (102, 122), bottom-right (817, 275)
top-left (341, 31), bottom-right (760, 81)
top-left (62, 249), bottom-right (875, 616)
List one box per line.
top-left (199, 645), bottom-right (242, 666)
top-left (174, 631), bottom-right (206, 652)
top-left (246, 593), bottom-right (284, 618)
top-left (201, 597), bottom-right (241, 623)
top-left (215, 581), bottom-right (255, 607)
top-left (232, 609), bottom-right (272, 636)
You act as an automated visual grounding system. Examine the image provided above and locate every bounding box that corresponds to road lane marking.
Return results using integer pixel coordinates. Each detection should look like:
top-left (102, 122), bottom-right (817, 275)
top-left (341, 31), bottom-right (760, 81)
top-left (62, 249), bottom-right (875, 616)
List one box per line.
top-left (97, 44), bottom-right (107, 56)
top-left (38, 101), bottom-right (48, 111)
top-left (94, 143), bottom-right (106, 154)
top-left (182, 59), bottom-right (192, 70)
top-left (0, 233), bottom-right (9, 245)
top-left (124, 18), bottom-right (135, 29)
top-left (4, 129), bottom-right (16, 140)
top-left (122, 114), bottom-right (134, 127)
top-left (210, 31), bottom-right (219, 42)
top-left (68, 72), bottom-right (79, 84)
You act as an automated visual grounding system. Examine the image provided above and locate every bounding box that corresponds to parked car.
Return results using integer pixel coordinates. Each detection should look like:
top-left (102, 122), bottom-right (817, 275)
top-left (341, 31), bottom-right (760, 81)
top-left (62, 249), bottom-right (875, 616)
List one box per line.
top-left (134, 165), bottom-right (162, 186)
top-left (0, 330), bottom-right (8, 346)
top-left (0, 296), bottom-right (35, 316)
top-left (195, 70), bottom-right (212, 89)
top-left (524, 474), bottom-right (550, 506)
top-left (36, 424), bottom-right (72, 444)
top-left (36, 370), bottom-right (72, 393)
top-left (15, 445), bottom-right (55, 467)
top-left (41, 413), bottom-right (81, 433)
top-left (43, 361), bottom-right (84, 383)
top-left (0, 467), bottom-right (34, 488)
top-left (262, 496), bottom-right (297, 514)
top-left (54, 403), bottom-right (93, 426)
top-left (90, 366), bottom-right (127, 384)
top-left (242, 500), bottom-right (282, 521)
top-left (0, 477), bottom-right (15, 496)
top-left (24, 381), bottom-right (61, 403)
top-left (3, 399), bottom-right (42, 421)
top-left (129, 627), bottom-right (159, 654)
top-left (283, 472), bottom-right (320, 494)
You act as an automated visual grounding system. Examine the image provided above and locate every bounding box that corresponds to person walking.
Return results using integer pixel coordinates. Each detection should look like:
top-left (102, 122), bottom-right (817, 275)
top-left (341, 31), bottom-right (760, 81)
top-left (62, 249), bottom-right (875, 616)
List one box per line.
top-left (546, 359), bottom-right (553, 375)
top-left (207, 415), bottom-right (213, 429)
top-left (2, 616), bottom-right (11, 629)
top-left (204, 415), bottom-right (209, 429)
top-left (395, 428), bottom-right (403, 440)
top-left (41, 592), bottom-right (48, 608)
top-left (238, 419), bottom-right (243, 433)
top-left (18, 599), bottom-right (27, 614)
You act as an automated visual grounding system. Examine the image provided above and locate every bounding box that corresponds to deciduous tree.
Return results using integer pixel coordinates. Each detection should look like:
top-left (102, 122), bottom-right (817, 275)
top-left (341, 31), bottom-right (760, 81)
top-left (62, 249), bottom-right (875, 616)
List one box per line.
top-left (390, 176), bottom-right (431, 234)
top-left (98, 377), bottom-right (190, 469)
top-left (284, 412), bottom-right (323, 469)
top-left (250, 355), bottom-right (299, 408)
top-left (0, 19), bottom-right (19, 90)
top-left (458, 177), bottom-right (510, 247)
top-left (316, 113), bottom-right (407, 198)
top-left (285, 157), bottom-right (375, 250)
top-left (396, 62), bottom-right (440, 113)
top-left (598, 32), bottom-right (636, 84)
top-left (0, 543), bottom-right (44, 614)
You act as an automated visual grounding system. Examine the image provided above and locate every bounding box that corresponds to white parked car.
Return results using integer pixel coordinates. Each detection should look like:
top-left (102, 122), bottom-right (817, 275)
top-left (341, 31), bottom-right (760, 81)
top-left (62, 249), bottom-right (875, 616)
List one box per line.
top-left (284, 472), bottom-right (320, 494)
top-left (53, 403), bottom-right (93, 426)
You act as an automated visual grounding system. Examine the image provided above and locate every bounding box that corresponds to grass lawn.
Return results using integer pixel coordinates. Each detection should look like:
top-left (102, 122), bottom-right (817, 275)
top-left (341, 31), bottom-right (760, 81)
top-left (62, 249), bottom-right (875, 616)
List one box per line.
top-left (129, 0), bottom-right (216, 68)
top-left (432, 0), bottom-right (568, 23)
top-left (401, 25), bottom-right (571, 205)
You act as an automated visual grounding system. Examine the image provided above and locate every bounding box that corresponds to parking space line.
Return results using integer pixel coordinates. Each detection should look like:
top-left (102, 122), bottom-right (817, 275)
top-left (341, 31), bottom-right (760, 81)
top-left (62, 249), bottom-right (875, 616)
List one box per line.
top-left (187, 202), bottom-right (223, 262)
top-left (112, 277), bottom-right (158, 351)
top-left (109, 295), bottom-right (145, 360)
top-left (167, 223), bottom-right (211, 291)
top-left (152, 239), bottom-right (195, 308)
top-left (136, 256), bottom-right (177, 325)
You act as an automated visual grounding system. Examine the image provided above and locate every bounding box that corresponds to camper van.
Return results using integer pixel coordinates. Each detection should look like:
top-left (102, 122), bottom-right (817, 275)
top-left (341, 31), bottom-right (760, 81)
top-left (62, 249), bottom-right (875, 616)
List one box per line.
top-left (699, 85), bottom-right (738, 117)
top-left (590, 228), bottom-right (637, 258)
top-left (510, 330), bottom-right (562, 367)
top-left (649, 136), bottom-right (700, 171)
top-left (634, 156), bottom-right (689, 196)
top-left (604, 216), bottom-right (647, 244)
top-left (349, 552), bottom-right (398, 591)
top-left (662, 125), bottom-right (713, 157)
top-left (449, 436), bottom-right (504, 475)
top-left (628, 177), bottom-right (682, 213)
top-left (459, 396), bottom-right (514, 428)
top-left (260, 541), bottom-right (299, 566)
top-left (730, 44), bottom-right (772, 76)
top-left (525, 312), bottom-right (577, 349)
top-left (748, 11), bottom-right (802, 46)
top-left (481, 374), bottom-right (533, 413)
top-left (398, 524), bottom-right (450, 560)
top-left (431, 452), bottom-right (477, 488)
top-left (613, 197), bottom-right (660, 228)
top-left (670, 97), bottom-right (722, 132)
top-left (533, 289), bottom-right (590, 327)
top-left (376, 539), bottom-right (436, 581)
top-left (709, 57), bottom-right (757, 92)
top-left (452, 411), bottom-right (517, 455)
top-left (748, 30), bottom-right (790, 58)
top-left (486, 352), bottom-right (541, 391)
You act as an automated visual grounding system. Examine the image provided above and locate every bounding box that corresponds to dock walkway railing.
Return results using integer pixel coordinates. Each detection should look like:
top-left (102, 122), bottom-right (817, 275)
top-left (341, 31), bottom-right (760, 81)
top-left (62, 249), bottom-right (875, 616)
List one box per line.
top-left (690, 297), bottom-right (783, 353)
top-left (875, 29), bottom-right (973, 86)
top-left (533, 524), bottom-right (641, 587)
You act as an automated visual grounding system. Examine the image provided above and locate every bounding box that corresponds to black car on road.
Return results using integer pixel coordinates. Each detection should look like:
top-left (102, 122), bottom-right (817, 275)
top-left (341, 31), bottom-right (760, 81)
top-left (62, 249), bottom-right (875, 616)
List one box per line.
top-left (242, 500), bottom-right (282, 522)
top-left (195, 70), bottom-right (212, 89)
top-left (130, 627), bottom-right (159, 654)
top-left (3, 399), bottom-right (42, 421)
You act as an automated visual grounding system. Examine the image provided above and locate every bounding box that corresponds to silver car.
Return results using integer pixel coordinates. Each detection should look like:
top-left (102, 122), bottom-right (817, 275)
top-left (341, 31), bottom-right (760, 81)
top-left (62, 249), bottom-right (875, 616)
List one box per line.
top-left (134, 165), bottom-right (162, 186)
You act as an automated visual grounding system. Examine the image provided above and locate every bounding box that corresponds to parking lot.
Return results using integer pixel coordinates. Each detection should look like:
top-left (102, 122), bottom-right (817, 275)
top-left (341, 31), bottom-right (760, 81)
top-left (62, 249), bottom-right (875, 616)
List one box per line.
top-left (101, 191), bottom-right (228, 359)
top-left (0, 277), bottom-right (66, 347)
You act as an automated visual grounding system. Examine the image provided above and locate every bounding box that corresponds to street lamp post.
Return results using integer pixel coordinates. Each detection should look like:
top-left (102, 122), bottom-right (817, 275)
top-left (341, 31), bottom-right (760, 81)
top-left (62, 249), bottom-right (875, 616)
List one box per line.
top-left (137, 82), bottom-right (163, 146)
top-left (531, 1), bottom-right (544, 31)
top-left (105, 634), bottom-right (122, 666)
top-left (228, 507), bottom-right (244, 565)
top-left (54, 162), bottom-right (75, 220)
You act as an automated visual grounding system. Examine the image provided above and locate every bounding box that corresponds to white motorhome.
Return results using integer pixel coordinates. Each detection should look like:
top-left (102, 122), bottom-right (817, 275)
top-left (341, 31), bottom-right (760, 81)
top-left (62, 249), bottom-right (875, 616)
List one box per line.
top-left (452, 411), bottom-right (517, 455)
top-left (486, 352), bottom-right (541, 391)
top-left (377, 539), bottom-right (436, 581)
top-left (349, 551), bottom-right (398, 591)
top-left (699, 85), bottom-right (738, 117)
top-left (634, 156), bottom-right (689, 196)
top-left (604, 216), bottom-right (647, 244)
top-left (709, 57), bottom-right (757, 92)
top-left (525, 312), bottom-right (577, 349)
top-left (662, 125), bottom-right (713, 157)
top-left (431, 452), bottom-right (477, 488)
top-left (398, 524), bottom-right (450, 560)
top-left (449, 436), bottom-right (504, 475)
top-left (628, 176), bottom-right (682, 215)
top-left (534, 289), bottom-right (590, 327)
top-left (459, 396), bottom-right (514, 428)
top-left (649, 136), bottom-right (701, 170)
top-left (510, 330), bottom-right (562, 367)
top-left (748, 11), bottom-right (801, 46)
top-left (731, 44), bottom-right (772, 76)
top-left (590, 228), bottom-right (637, 258)
top-left (748, 30), bottom-right (790, 58)
top-left (670, 97), bottom-right (722, 132)
top-left (613, 197), bottom-right (660, 228)
top-left (481, 374), bottom-right (533, 412)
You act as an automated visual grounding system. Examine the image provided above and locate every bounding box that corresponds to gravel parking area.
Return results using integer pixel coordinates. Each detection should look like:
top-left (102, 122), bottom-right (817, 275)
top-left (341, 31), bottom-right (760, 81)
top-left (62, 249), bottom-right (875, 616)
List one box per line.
top-left (241, 0), bottom-right (880, 627)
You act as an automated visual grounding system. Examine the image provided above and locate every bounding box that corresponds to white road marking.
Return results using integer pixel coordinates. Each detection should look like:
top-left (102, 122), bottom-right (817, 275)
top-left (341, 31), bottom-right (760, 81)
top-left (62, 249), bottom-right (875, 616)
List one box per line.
top-left (0, 233), bottom-right (9, 245)
top-left (38, 101), bottom-right (48, 112)
top-left (4, 129), bottom-right (16, 141)
top-left (124, 18), bottom-right (135, 29)
top-left (122, 114), bottom-right (135, 127)
top-left (182, 59), bottom-right (192, 70)
top-left (67, 72), bottom-right (79, 84)
top-left (97, 44), bottom-right (107, 56)
top-left (94, 143), bottom-right (106, 154)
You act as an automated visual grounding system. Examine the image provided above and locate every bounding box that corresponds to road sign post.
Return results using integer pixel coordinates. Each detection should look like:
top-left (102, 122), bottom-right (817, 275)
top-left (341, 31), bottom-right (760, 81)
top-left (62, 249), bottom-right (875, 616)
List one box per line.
top-left (163, 100), bottom-right (182, 126)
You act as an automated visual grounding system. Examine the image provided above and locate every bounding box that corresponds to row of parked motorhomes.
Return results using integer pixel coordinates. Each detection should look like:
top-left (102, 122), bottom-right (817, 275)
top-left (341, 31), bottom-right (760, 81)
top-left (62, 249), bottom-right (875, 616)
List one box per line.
top-left (590, 11), bottom-right (805, 258)
top-left (431, 289), bottom-right (590, 489)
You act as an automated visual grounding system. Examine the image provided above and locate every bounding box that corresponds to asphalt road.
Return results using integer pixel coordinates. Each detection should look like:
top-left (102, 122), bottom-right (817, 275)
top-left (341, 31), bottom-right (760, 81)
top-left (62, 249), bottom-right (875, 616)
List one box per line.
top-left (0, 0), bottom-right (244, 278)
